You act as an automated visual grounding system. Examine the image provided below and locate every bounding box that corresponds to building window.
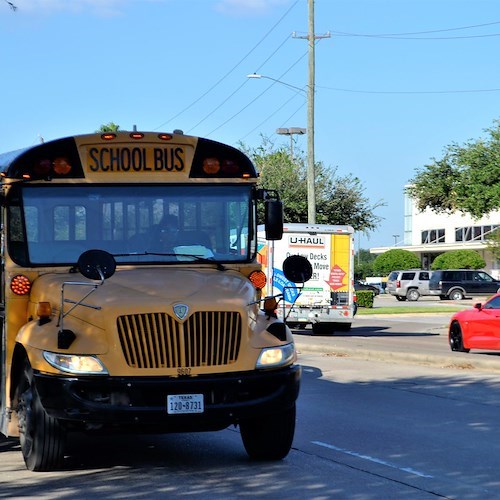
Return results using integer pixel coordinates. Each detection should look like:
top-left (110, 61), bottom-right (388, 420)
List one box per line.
top-left (455, 225), bottom-right (499, 242)
top-left (421, 229), bottom-right (445, 244)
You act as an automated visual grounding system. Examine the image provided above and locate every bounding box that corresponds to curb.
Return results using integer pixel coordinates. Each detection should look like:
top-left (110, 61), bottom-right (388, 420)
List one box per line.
top-left (295, 341), bottom-right (500, 374)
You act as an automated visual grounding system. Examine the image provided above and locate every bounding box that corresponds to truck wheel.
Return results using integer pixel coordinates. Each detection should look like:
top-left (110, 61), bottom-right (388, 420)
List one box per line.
top-left (395, 296), bottom-right (406, 302)
top-left (16, 360), bottom-right (66, 471)
top-left (406, 289), bottom-right (420, 301)
top-left (449, 289), bottom-right (465, 301)
top-left (240, 404), bottom-right (296, 460)
top-left (312, 323), bottom-right (335, 335)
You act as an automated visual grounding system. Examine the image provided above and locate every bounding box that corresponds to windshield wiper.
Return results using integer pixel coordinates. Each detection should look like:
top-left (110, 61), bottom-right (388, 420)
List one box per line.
top-left (112, 251), bottom-right (226, 271)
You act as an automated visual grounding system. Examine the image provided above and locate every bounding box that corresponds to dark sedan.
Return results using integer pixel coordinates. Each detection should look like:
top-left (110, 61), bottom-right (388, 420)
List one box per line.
top-left (354, 281), bottom-right (380, 296)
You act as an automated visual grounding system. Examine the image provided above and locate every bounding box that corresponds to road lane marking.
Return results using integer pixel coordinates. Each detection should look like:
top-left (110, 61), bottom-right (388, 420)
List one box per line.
top-left (312, 441), bottom-right (433, 479)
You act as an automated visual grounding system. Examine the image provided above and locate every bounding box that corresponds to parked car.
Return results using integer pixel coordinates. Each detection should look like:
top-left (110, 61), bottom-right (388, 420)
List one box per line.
top-left (386, 270), bottom-right (432, 301)
top-left (354, 280), bottom-right (380, 296)
top-left (429, 269), bottom-right (500, 300)
top-left (448, 293), bottom-right (500, 352)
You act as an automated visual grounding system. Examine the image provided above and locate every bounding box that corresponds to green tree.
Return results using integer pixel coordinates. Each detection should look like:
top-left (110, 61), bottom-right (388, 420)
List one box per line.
top-left (240, 136), bottom-right (384, 233)
top-left (372, 249), bottom-right (421, 276)
top-left (431, 250), bottom-right (486, 270)
top-left (97, 122), bottom-right (120, 133)
top-left (485, 227), bottom-right (500, 261)
top-left (354, 248), bottom-right (377, 279)
top-left (407, 120), bottom-right (500, 218)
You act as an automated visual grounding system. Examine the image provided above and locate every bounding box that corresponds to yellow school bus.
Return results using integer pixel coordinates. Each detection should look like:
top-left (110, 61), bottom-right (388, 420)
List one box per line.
top-left (0, 131), bottom-right (308, 471)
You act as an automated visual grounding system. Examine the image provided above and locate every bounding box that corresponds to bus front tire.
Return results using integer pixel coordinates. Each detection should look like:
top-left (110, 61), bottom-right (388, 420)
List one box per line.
top-left (17, 361), bottom-right (66, 471)
top-left (240, 404), bottom-right (296, 460)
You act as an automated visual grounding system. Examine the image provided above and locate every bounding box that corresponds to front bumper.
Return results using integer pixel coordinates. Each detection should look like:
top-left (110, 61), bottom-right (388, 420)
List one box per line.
top-left (33, 365), bottom-right (301, 432)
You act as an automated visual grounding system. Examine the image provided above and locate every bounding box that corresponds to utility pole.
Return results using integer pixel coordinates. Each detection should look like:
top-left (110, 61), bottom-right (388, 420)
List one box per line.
top-left (294, 0), bottom-right (330, 224)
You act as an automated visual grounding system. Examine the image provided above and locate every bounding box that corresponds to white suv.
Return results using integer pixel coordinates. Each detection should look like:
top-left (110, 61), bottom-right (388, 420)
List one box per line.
top-left (386, 270), bottom-right (432, 301)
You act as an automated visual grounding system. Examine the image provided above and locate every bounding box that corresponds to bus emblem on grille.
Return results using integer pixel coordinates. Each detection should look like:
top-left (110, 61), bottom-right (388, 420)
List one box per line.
top-left (173, 304), bottom-right (189, 320)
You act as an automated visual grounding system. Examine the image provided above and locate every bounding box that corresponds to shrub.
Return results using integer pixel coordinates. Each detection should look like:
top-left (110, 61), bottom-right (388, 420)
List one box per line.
top-left (373, 249), bottom-right (421, 275)
top-left (431, 249), bottom-right (486, 270)
top-left (356, 290), bottom-right (374, 308)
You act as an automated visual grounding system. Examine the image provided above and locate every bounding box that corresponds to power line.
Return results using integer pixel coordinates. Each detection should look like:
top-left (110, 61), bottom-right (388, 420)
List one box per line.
top-left (154, 0), bottom-right (300, 130)
top-left (316, 85), bottom-right (500, 95)
top-left (186, 34), bottom-right (292, 133)
top-left (332, 31), bottom-right (500, 40)
top-left (206, 52), bottom-right (307, 137)
top-left (329, 20), bottom-right (500, 40)
top-left (240, 93), bottom-right (305, 141)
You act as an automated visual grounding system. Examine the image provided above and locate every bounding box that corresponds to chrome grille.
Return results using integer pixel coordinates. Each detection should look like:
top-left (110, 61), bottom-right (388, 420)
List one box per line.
top-left (117, 312), bottom-right (242, 369)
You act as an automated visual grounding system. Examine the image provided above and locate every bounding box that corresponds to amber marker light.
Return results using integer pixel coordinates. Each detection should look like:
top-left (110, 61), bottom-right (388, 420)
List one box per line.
top-left (11, 275), bottom-right (31, 295)
top-left (53, 157), bottom-right (72, 175)
top-left (130, 132), bottom-right (144, 139)
top-left (101, 133), bottom-right (116, 140)
top-left (248, 270), bottom-right (267, 290)
top-left (37, 301), bottom-right (52, 320)
top-left (202, 157), bottom-right (220, 175)
top-left (158, 133), bottom-right (173, 140)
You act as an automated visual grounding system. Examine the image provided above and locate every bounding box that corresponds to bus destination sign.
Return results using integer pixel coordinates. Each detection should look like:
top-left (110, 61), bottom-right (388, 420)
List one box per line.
top-left (86, 146), bottom-right (185, 173)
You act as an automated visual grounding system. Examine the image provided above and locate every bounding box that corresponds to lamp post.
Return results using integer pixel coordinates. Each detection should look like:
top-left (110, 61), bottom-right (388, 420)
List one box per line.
top-left (247, 73), bottom-right (316, 222)
top-left (276, 127), bottom-right (306, 162)
top-left (393, 234), bottom-right (400, 246)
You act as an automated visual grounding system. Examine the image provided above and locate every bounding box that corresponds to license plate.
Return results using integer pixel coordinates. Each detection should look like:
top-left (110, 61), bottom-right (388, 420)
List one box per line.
top-left (167, 394), bottom-right (204, 414)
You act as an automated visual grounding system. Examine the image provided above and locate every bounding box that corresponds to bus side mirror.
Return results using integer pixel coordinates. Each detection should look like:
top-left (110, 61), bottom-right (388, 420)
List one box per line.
top-left (264, 200), bottom-right (283, 240)
top-left (78, 249), bottom-right (116, 281)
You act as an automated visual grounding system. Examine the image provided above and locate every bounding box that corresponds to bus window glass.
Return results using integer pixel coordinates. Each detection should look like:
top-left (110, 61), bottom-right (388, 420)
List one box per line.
top-left (13, 184), bottom-right (253, 265)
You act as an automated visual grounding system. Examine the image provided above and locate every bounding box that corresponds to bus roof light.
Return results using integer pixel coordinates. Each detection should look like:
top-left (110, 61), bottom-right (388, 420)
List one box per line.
top-left (53, 157), bottom-right (72, 175)
top-left (101, 133), bottom-right (116, 140)
top-left (130, 132), bottom-right (144, 139)
top-left (158, 133), bottom-right (173, 140)
top-left (34, 159), bottom-right (52, 176)
top-left (202, 157), bottom-right (221, 175)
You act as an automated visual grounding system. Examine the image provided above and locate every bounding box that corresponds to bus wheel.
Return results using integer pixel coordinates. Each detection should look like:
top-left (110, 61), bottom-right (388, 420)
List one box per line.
top-left (17, 361), bottom-right (66, 471)
top-left (240, 404), bottom-right (296, 460)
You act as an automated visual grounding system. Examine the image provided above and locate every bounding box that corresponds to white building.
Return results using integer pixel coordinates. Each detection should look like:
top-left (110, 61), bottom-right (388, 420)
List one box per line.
top-left (370, 191), bottom-right (500, 278)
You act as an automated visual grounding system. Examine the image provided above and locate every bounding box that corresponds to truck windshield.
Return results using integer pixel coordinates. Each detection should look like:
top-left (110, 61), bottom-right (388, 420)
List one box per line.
top-left (8, 184), bottom-right (253, 266)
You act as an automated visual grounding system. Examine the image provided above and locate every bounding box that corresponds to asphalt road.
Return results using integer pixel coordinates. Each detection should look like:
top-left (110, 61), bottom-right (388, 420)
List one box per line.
top-left (294, 294), bottom-right (500, 374)
top-left (2, 301), bottom-right (500, 498)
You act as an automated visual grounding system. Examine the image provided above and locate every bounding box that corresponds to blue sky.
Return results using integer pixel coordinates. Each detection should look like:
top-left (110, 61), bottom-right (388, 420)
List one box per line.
top-left (1, 0), bottom-right (499, 249)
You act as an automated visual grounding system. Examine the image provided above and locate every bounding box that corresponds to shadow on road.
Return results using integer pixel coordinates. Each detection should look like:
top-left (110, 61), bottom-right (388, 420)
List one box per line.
top-left (293, 326), bottom-right (439, 338)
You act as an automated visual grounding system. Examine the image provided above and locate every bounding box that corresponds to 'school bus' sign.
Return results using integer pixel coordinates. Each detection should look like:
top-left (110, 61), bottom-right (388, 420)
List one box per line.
top-left (86, 145), bottom-right (186, 173)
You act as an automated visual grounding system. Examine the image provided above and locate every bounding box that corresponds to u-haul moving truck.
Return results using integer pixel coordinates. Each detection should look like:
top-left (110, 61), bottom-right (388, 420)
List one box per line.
top-left (259, 224), bottom-right (356, 334)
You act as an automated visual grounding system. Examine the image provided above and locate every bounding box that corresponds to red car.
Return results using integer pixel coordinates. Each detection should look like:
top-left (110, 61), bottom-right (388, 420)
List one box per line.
top-left (449, 293), bottom-right (500, 352)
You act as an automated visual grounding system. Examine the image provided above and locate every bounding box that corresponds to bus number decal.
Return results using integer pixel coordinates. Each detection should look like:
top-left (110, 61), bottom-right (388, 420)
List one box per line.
top-left (87, 146), bottom-right (185, 173)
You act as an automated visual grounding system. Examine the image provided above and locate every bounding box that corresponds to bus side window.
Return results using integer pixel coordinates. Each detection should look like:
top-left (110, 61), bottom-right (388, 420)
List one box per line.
top-left (7, 206), bottom-right (28, 266)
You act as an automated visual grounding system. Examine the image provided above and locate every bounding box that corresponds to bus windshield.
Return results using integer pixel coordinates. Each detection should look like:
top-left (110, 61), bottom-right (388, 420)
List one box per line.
top-left (8, 184), bottom-right (254, 266)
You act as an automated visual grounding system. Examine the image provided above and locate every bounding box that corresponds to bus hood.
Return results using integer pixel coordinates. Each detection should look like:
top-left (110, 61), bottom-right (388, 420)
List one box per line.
top-left (31, 268), bottom-right (257, 327)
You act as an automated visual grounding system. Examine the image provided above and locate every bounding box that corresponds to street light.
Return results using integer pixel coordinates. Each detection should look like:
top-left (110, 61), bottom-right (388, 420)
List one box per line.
top-left (246, 73), bottom-right (306, 95)
top-left (276, 127), bottom-right (306, 162)
top-left (393, 234), bottom-right (400, 246)
top-left (247, 73), bottom-right (315, 223)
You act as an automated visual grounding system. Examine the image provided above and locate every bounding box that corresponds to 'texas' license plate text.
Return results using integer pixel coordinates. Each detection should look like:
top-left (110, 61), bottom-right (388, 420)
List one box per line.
top-left (87, 146), bottom-right (185, 173)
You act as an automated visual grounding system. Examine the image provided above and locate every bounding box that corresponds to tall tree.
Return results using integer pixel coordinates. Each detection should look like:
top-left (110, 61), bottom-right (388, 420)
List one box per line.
top-left (97, 122), bottom-right (120, 133)
top-left (407, 120), bottom-right (500, 218)
top-left (240, 136), bottom-right (384, 233)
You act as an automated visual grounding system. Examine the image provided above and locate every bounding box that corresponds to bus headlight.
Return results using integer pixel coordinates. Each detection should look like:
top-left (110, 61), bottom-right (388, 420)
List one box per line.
top-left (43, 352), bottom-right (108, 375)
top-left (256, 343), bottom-right (295, 369)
